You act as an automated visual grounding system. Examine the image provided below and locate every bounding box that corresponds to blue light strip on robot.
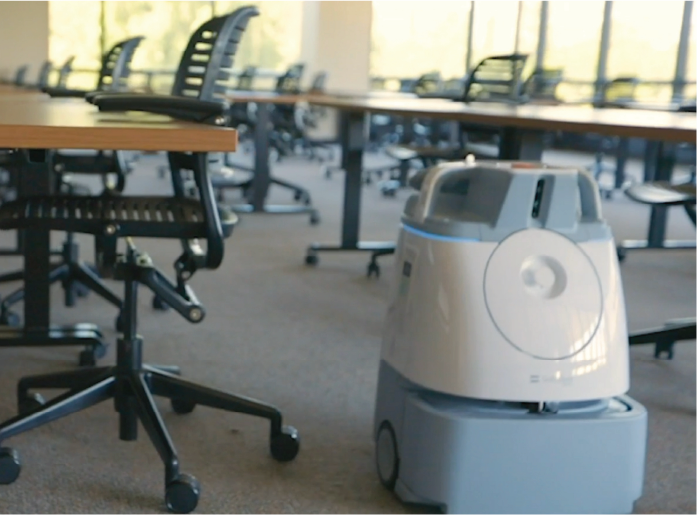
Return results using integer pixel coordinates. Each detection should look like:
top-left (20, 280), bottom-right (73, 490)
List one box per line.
top-left (402, 224), bottom-right (479, 243)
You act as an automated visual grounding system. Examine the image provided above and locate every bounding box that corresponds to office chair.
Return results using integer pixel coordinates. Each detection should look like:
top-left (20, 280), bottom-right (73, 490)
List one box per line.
top-left (524, 68), bottom-right (563, 104)
top-left (218, 63), bottom-right (319, 215)
top-left (375, 54), bottom-right (529, 198)
top-left (56, 56), bottom-right (75, 87)
top-left (43, 37), bottom-right (144, 99)
top-left (30, 61), bottom-right (53, 90)
top-left (0, 8), bottom-right (299, 514)
top-left (588, 77), bottom-right (640, 199)
top-left (12, 65), bottom-right (28, 87)
top-left (324, 71), bottom-right (444, 186)
top-left (358, 55), bottom-right (529, 277)
top-left (0, 39), bottom-right (145, 330)
top-left (296, 72), bottom-right (336, 163)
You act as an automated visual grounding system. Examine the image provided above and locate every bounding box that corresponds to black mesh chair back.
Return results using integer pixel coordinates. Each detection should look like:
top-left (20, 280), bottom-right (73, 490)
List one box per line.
top-left (275, 63), bottom-right (305, 94)
top-left (56, 56), bottom-right (75, 88)
top-left (414, 71), bottom-right (442, 96)
top-left (603, 77), bottom-right (639, 106)
top-left (524, 68), bottom-right (563, 102)
top-left (236, 66), bottom-right (257, 90)
top-left (96, 37), bottom-right (145, 92)
top-left (171, 6), bottom-right (260, 102)
top-left (36, 61), bottom-right (53, 89)
top-left (309, 71), bottom-right (327, 93)
top-left (13, 65), bottom-right (28, 86)
top-left (462, 54), bottom-right (529, 104)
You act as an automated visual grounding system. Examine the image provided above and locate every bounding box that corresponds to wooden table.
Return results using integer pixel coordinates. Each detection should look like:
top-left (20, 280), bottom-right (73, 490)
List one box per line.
top-left (0, 97), bottom-right (236, 344)
top-left (302, 95), bottom-right (696, 271)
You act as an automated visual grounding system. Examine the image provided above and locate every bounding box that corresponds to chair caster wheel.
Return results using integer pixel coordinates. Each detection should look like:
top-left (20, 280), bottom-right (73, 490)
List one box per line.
top-left (270, 425), bottom-right (300, 462)
top-left (0, 447), bottom-right (21, 485)
top-left (78, 343), bottom-right (106, 367)
top-left (0, 310), bottom-right (20, 327)
top-left (305, 253), bottom-right (319, 266)
top-left (165, 473), bottom-right (200, 514)
top-left (171, 398), bottom-right (196, 414)
top-left (153, 296), bottom-right (171, 311)
top-left (367, 262), bottom-right (380, 278)
top-left (309, 211), bottom-right (320, 225)
top-left (18, 392), bottom-right (45, 415)
top-left (617, 246), bottom-right (627, 263)
top-left (74, 281), bottom-right (90, 298)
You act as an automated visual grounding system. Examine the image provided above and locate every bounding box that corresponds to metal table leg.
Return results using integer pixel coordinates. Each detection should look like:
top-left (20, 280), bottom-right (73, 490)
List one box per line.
top-left (229, 102), bottom-right (319, 223)
top-left (305, 121), bottom-right (546, 276)
top-left (0, 149), bottom-right (105, 362)
top-left (305, 110), bottom-right (395, 275)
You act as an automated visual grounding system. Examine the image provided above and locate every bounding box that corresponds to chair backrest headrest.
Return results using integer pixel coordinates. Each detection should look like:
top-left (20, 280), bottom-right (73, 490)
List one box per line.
top-left (462, 54), bottom-right (529, 104)
top-left (171, 6), bottom-right (260, 102)
top-left (97, 36), bottom-right (145, 92)
top-left (275, 63), bottom-right (305, 94)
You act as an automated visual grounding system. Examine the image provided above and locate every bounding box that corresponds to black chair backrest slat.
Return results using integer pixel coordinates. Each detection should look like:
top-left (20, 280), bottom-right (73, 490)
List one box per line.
top-left (171, 6), bottom-right (259, 102)
top-left (96, 37), bottom-right (144, 92)
top-left (13, 65), bottom-right (28, 86)
top-left (275, 63), bottom-right (305, 94)
top-left (462, 54), bottom-right (529, 104)
top-left (56, 56), bottom-right (75, 88)
top-left (36, 61), bottom-right (53, 89)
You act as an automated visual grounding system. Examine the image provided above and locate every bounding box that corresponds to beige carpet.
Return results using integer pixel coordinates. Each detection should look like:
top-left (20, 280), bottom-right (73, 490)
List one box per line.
top-left (0, 148), bottom-right (693, 513)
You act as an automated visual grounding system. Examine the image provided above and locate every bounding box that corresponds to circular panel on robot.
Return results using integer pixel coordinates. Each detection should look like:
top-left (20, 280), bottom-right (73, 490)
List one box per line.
top-left (483, 228), bottom-right (603, 360)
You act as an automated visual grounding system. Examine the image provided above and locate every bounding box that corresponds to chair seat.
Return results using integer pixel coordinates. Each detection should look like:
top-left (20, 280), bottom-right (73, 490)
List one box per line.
top-left (0, 195), bottom-right (237, 238)
top-left (624, 182), bottom-right (696, 206)
top-left (385, 145), bottom-right (419, 161)
top-left (386, 145), bottom-right (467, 161)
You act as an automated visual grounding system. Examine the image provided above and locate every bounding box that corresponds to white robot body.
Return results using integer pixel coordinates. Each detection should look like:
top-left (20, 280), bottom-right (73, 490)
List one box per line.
top-left (373, 160), bottom-right (647, 514)
top-left (382, 226), bottom-right (629, 402)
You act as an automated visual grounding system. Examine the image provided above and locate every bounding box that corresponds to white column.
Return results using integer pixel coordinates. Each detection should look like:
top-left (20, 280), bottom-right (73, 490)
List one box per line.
top-left (301, 1), bottom-right (372, 93)
top-left (0, 1), bottom-right (49, 80)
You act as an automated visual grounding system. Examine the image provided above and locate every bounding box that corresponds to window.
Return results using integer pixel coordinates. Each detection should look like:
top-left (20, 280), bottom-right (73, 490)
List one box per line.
top-left (544, 1), bottom-right (605, 101)
top-left (370, 1), bottom-right (471, 82)
top-left (516, 1), bottom-right (541, 58)
top-left (103, 1), bottom-right (214, 92)
top-left (48, 1), bottom-right (102, 89)
top-left (685, 4), bottom-right (696, 100)
top-left (215, 1), bottom-right (303, 71)
top-left (470, 1), bottom-right (519, 67)
top-left (606, 1), bottom-right (684, 102)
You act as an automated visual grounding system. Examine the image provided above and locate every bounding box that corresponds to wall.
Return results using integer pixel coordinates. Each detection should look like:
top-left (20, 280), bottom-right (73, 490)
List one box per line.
top-left (301, 1), bottom-right (372, 93)
top-left (0, 1), bottom-right (49, 81)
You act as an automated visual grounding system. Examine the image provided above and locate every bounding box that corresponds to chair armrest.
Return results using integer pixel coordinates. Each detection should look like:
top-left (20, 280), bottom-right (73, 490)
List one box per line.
top-left (43, 87), bottom-right (90, 98)
top-left (92, 93), bottom-right (230, 125)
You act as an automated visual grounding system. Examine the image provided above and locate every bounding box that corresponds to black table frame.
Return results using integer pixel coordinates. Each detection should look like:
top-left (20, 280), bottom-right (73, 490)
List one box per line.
top-left (0, 149), bottom-right (103, 356)
top-left (304, 109), bottom-right (546, 271)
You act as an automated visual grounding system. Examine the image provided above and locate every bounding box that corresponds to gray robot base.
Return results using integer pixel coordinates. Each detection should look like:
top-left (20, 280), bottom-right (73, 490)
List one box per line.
top-left (373, 361), bottom-right (648, 514)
